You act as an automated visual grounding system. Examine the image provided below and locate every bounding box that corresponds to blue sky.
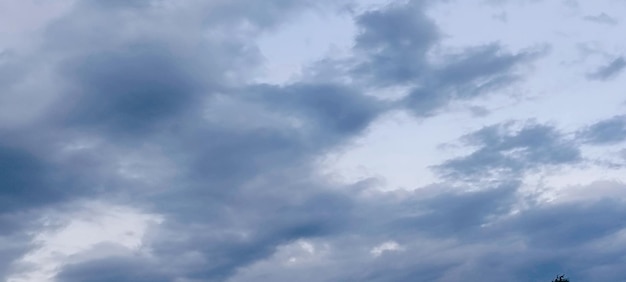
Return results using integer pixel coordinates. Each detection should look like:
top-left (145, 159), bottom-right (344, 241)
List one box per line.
top-left (1, 0), bottom-right (626, 281)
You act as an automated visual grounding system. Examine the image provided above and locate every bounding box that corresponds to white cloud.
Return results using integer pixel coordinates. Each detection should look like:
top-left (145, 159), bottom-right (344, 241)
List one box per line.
top-left (8, 202), bottom-right (162, 282)
top-left (370, 241), bottom-right (403, 257)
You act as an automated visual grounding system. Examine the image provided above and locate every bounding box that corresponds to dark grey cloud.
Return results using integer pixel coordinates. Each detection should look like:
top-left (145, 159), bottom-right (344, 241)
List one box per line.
top-left (0, 127), bottom-right (118, 218)
top-left (437, 122), bottom-right (581, 181)
top-left (57, 43), bottom-right (204, 137)
top-left (587, 57), bottom-right (626, 80)
top-left (0, 135), bottom-right (62, 277)
top-left (577, 115), bottom-right (626, 145)
top-left (583, 13), bottom-right (619, 25)
top-left (0, 145), bottom-right (56, 214)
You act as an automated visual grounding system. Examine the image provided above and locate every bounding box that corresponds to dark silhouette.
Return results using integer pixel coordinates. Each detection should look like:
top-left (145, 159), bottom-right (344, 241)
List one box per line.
top-left (552, 274), bottom-right (569, 282)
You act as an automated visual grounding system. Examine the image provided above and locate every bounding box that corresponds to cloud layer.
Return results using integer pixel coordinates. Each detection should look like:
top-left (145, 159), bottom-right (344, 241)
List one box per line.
top-left (1, 0), bottom-right (626, 281)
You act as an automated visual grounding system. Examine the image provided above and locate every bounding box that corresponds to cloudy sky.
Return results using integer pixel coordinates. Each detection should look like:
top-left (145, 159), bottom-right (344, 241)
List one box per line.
top-left (1, 0), bottom-right (626, 281)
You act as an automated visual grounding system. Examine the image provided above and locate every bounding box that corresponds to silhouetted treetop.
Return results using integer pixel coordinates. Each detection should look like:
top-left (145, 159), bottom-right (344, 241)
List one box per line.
top-left (552, 274), bottom-right (569, 282)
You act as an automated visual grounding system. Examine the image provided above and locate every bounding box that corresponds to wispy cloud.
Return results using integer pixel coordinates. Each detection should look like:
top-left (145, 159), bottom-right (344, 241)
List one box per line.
top-left (584, 13), bottom-right (619, 25)
top-left (587, 57), bottom-right (626, 80)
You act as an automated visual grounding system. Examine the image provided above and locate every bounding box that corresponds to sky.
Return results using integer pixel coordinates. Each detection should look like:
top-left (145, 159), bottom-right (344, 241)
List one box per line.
top-left (1, 0), bottom-right (626, 281)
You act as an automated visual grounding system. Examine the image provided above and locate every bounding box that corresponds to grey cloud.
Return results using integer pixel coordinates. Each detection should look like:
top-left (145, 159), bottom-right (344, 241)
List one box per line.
top-left (482, 0), bottom-right (545, 7)
top-left (433, 44), bottom-right (530, 92)
top-left (0, 145), bottom-right (59, 214)
top-left (144, 83), bottom-right (385, 196)
top-left (138, 169), bottom-right (357, 280)
top-left (58, 44), bottom-right (203, 137)
top-left (587, 57), bottom-right (626, 80)
top-left (491, 198), bottom-right (626, 281)
top-left (1, 0), bottom-right (620, 281)
top-left (60, 181), bottom-right (516, 281)
top-left (403, 44), bottom-right (536, 116)
top-left (501, 199), bottom-right (626, 248)
top-left (39, 92), bottom-right (369, 281)
top-left (0, 129), bottom-right (102, 278)
top-left (56, 256), bottom-right (169, 282)
top-left (468, 105), bottom-right (491, 117)
top-left (347, 1), bottom-right (538, 116)
top-left (0, 131), bottom-right (154, 278)
top-left (202, 0), bottom-right (333, 29)
top-left (352, 1), bottom-right (439, 86)
top-left (437, 122), bottom-right (581, 181)
top-left (0, 132), bottom-right (111, 215)
top-left (82, 0), bottom-right (152, 10)
top-left (577, 115), bottom-right (626, 145)
top-left (0, 0), bottom-right (305, 279)
top-left (228, 181), bottom-right (626, 282)
top-left (583, 13), bottom-right (619, 25)
top-left (390, 181), bottom-right (520, 238)
top-left (246, 83), bottom-right (385, 136)
top-left (0, 230), bottom-right (34, 280)
top-left (0, 52), bottom-right (28, 90)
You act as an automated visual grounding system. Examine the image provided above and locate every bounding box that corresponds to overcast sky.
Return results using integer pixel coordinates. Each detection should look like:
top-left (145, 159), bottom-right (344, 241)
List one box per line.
top-left (1, 0), bottom-right (626, 281)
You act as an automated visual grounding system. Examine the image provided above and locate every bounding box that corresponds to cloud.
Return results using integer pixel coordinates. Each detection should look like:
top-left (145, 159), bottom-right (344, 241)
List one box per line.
top-left (56, 255), bottom-right (169, 282)
top-left (352, 1), bottom-right (439, 86)
top-left (345, 1), bottom-right (540, 116)
top-left (577, 115), bottom-right (626, 145)
top-left (390, 181), bottom-right (520, 237)
top-left (0, 0), bottom-right (323, 279)
top-left (0, 230), bottom-right (33, 279)
top-left (1, 0), bottom-right (623, 281)
top-left (502, 198), bottom-right (626, 248)
top-left (436, 122), bottom-right (581, 181)
top-left (58, 44), bottom-right (204, 137)
top-left (402, 44), bottom-right (537, 117)
top-left (583, 13), bottom-right (619, 25)
top-left (245, 83), bottom-right (385, 136)
top-left (481, 0), bottom-right (545, 7)
top-left (0, 145), bottom-right (61, 214)
top-left (228, 180), bottom-right (626, 282)
top-left (587, 57), bottom-right (626, 80)
top-left (5, 2), bottom-right (378, 280)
